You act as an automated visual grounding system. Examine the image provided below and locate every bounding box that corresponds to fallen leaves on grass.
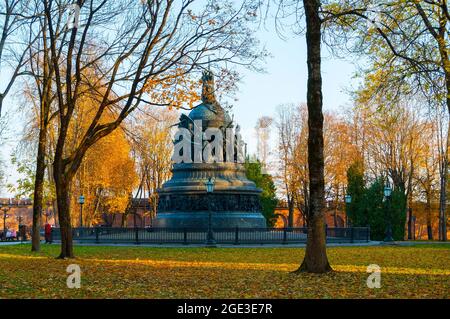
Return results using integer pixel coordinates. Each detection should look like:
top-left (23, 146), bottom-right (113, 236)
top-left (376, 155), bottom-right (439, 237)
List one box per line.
top-left (0, 244), bottom-right (448, 298)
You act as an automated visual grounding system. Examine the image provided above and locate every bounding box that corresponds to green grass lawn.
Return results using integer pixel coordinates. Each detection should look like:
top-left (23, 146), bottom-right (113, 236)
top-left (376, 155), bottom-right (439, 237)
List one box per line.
top-left (0, 244), bottom-right (448, 298)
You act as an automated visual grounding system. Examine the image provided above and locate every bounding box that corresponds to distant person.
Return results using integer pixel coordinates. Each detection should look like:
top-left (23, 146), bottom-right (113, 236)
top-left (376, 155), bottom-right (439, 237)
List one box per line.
top-left (11, 229), bottom-right (17, 240)
top-left (19, 225), bottom-right (27, 241)
top-left (44, 223), bottom-right (52, 244)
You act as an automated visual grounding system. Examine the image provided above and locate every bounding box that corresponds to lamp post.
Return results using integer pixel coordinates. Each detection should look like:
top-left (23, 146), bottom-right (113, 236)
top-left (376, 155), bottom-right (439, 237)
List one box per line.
top-left (78, 195), bottom-right (85, 228)
top-left (205, 177), bottom-right (216, 247)
top-left (16, 213), bottom-right (23, 225)
top-left (383, 184), bottom-right (394, 242)
top-left (16, 212), bottom-right (23, 241)
top-left (344, 194), bottom-right (351, 227)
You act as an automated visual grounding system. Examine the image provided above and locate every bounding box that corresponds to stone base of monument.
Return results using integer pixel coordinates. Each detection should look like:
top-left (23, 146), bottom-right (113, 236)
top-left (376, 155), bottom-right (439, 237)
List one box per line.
top-left (153, 211), bottom-right (267, 228)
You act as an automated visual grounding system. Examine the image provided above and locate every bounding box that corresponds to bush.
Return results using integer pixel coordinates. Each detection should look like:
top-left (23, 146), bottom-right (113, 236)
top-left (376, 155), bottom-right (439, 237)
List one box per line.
top-left (244, 160), bottom-right (278, 227)
top-left (347, 161), bottom-right (406, 241)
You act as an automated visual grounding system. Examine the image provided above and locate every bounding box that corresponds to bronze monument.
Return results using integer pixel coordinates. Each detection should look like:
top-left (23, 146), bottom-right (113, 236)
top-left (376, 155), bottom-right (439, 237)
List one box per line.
top-left (155, 70), bottom-right (266, 228)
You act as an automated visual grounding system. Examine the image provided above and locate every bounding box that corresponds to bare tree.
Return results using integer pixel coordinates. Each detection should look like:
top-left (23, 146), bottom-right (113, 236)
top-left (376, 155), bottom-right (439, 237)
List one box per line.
top-left (36, 0), bottom-right (264, 258)
top-left (262, 0), bottom-right (447, 253)
top-left (29, 5), bottom-right (56, 252)
top-left (415, 117), bottom-right (440, 240)
top-left (265, 0), bottom-right (354, 272)
top-left (128, 107), bottom-right (178, 224)
top-left (275, 105), bottom-right (298, 227)
top-left (255, 116), bottom-right (273, 173)
top-left (331, 0), bottom-right (450, 241)
top-left (0, 0), bottom-right (37, 117)
top-left (0, 0), bottom-right (46, 251)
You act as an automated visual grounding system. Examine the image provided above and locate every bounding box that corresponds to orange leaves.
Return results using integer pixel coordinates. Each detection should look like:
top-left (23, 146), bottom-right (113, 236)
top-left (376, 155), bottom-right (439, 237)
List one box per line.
top-left (143, 67), bottom-right (201, 110)
top-left (69, 90), bottom-right (138, 223)
top-left (324, 112), bottom-right (360, 189)
top-left (187, 9), bottom-right (197, 21)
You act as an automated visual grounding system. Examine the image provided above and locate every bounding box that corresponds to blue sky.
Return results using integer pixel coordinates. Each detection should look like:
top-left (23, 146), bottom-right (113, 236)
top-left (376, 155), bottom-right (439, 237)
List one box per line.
top-left (232, 26), bottom-right (358, 156)
top-left (0, 19), bottom-right (360, 197)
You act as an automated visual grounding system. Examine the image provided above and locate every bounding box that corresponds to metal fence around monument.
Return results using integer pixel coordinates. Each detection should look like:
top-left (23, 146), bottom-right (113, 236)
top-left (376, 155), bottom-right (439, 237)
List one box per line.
top-left (49, 226), bottom-right (370, 245)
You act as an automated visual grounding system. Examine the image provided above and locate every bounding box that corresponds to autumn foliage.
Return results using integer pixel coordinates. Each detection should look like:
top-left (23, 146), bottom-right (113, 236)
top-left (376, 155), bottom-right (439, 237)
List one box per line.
top-left (0, 244), bottom-right (448, 298)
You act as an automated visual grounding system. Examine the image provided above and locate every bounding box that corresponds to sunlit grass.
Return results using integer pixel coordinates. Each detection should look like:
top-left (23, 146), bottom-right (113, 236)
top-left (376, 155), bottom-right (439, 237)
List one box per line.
top-left (0, 244), bottom-right (448, 298)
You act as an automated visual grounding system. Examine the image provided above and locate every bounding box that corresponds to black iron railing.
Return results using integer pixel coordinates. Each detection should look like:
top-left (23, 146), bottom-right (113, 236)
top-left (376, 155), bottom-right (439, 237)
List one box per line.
top-left (49, 226), bottom-right (370, 245)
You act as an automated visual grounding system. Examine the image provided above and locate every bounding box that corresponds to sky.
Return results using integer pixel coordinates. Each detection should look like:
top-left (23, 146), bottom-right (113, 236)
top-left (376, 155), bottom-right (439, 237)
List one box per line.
top-left (230, 26), bottom-right (358, 163)
top-left (0, 14), bottom-right (360, 198)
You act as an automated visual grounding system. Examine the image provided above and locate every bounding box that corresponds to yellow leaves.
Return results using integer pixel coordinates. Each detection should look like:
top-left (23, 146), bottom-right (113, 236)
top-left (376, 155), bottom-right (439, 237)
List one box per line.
top-left (0, 253), bottom-right (46, 260)
top-left (0, 245), bottom-right (448, 298)
top-left (324, 112), bottom-right (360, 187)
top-left (143, 68), bottom-right (201, 110)
top-left (356, 68), bottom-right (392, 106)
top-left (68, 90), bottom-right (138, 223)
top-left (83, 257), bottom-right (450, 276)
top-left (334, 264), bottom-right (450, 276)
top-left (79, 127), bottom-right (137, 194)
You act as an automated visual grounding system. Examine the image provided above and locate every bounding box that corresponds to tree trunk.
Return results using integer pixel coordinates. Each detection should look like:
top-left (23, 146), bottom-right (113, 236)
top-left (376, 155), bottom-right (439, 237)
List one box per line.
top-left (427, 225), bottom-right (433, 241)
top-left (53, 166), bottom-right (74, 259)
top-left (53, 199), bottom-right (58, 227)
top-left (438, 161), bottom-right (447, 241)
top-left (0, 95), bottom-right (4, 117)
top-left (438, 59), bottom-right (450, 241)
top-left (333, 187), bottom-right (340, 227)
top-left (438, 117), bottom-right (448, 241)
top-left (333, 189), bottom-right (339, 227)
top-left (297, 0), bottom-right (331, 273)
top-left (299, 215), bottom-right (331, 273)
top-left (407, 207), bottom-right (413, 240)
top-left (31, 126), bottom-right (47, 252)
top-left (31, 19), bottom-right (51, 252)
top-left (121, 213), bottom-right (126, 227)
top-left (287, 195), bottom-right (294, 227)
top-left (426, 198), bottom-right (433, 240)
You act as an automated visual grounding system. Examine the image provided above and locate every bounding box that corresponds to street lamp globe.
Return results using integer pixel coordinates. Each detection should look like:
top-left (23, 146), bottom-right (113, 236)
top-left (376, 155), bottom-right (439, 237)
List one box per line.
top-left (384, 185), bottom-right (392, 197)
top-left (78, 195), bottom-right (85, 204)
top-left (205, 178), bottom-right (215, 193)
top-left (345, 194), bottom-right (352, 204)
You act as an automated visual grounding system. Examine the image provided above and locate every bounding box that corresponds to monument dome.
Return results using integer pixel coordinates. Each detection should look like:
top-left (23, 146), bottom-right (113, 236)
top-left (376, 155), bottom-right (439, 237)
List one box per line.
top-left (154, 70), bottom-right (266, 228)
top-left (187, 70), bottom-right (232, 126)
